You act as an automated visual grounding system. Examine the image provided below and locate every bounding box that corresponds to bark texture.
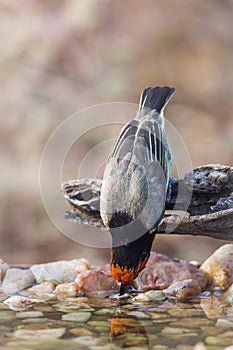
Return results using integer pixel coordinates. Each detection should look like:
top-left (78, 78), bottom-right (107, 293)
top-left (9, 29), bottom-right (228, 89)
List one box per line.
top-left (62, 164), bottom-right (233, 240)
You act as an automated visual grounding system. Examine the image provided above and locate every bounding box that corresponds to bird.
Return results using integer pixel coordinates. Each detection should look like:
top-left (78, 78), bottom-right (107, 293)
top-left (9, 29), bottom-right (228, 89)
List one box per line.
top-left (100, 86), bottom-right (175, 295)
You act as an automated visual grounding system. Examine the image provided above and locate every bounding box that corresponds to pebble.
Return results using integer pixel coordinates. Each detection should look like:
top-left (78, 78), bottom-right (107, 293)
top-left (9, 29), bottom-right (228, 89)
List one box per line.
top-left (205, 331), bottom-right (233, 346)
top-left (13, 327), bottom-right (66, 339)
top-left (167, 308), bottom-right (204, 318)
top-left (165, 279), bottom-right (201, 300)
top-left (5, 339), bottom-right (78, 350)
top-left (192, 342), bottom-right (207, 350)
top-left (171, 317), bottom-right (214, 328)
top-left (22, 317), bottom-right (50, 324)
top-left (200, 244), bottom-right (233, 289)
top-left (3, 295), bottom-right (39, 311)
top-left (216, 318), bottom-right (233, 328)
top-left (1, 268), bottom-right (35, 294)
top-left (54, 300), bottom-right (94, 313)
top-left (200, 295), bottom-right (224, 319)
top-left (62, 311), bottom-right (92, 322)
top-left (94, 308), bottom-right (115, 315)
top-left (127, 311), bottom-right (150, 319)
top-left (0, 310), bottom-right (16, 323)
top-left (68, 327), bottom-right (93, 336)
top-left (73, 335), bottom-right (105, 346)
top-left (55, 282), bottom-right (78, 297)
top-left (133, 290), bottom-right (166, 302)
top-left (161, 326), bottom-right (194, 334)
top-left (30, 258), bottom-right (90, 284)
top-left (16, 311), bottom-right (44, 318)
top-left (26, 281), bottom-right (55, 294)
top-left (136, 251), bottom-right (207, 290)
top-left (88, 320), bottom-right (109, 327)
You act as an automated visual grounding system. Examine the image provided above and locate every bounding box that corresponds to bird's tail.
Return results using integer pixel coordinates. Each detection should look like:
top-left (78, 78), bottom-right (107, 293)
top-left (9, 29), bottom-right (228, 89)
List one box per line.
top-left (138, 86), bottom-right (175, 115)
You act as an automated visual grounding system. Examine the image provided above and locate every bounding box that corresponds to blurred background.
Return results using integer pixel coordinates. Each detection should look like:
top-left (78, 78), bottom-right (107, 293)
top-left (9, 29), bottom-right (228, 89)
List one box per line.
top-left (0, 0), bottom-right (232, 266)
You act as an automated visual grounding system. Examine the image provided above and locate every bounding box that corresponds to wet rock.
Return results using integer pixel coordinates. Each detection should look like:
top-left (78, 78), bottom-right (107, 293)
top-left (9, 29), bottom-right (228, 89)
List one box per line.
top-left (73, 335), bottom-right (105, 347)
top-left (30, 258), bottom-right (90, 284)
top-left (216, 318), bottom-right (233, 328)
top-left (26, 281), bottom-right (55, 294)
top-left (75, 269), bottom-right (118, 297)
top-left (192, 342), bottom-right (207, 350)
top-left (167, 307), bottom-right (204, 318)
top-left (205, 331), bottom-right (233, 346)
top-left (62, 311), bottom-right (92, 322)
top-left (1, 268), bottom-right (35, 294)
top-left (16, 311), bottom-right (44, 318)
top-left (13, 328), bottom-right (66, 339)
top-left (3, 295), bottom-right (39, 311)
top-left (133, 290), bottom-right (166, 302)
top-left (127, 311), bottom-right (150, 319)
top-left (69, 327), bottom-right (93, 336)
top-left (55, 282), bottom-right (79, 298)
top-left (165, 279), bottom-right (201, 300)
top-left (171, 317), bottom-right (214, 328)
top-left (53, 299), bottom-right (93, 313)
top-left (161, 326), bottom-right (193, 334)
top-left (136, 252), bottom-right (207, 291)
top-left (0, 310), bottom-right (16, 323)
top-left (200, 295), bottom-right (224, 319)
top-left (94, 308), bottom-right (115, 315)
top-left (200, 244), bottom-right (233, 289)
top-left (5, 339), bottom-right (78, 350)
top-left (0, 258), bottom-right (9, 281)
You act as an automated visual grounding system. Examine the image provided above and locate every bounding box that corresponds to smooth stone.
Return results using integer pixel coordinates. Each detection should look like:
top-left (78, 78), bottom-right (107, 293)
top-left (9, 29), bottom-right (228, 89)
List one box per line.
top-left (53, 300), bottom-right (93, 313)
top-left (191, 343), bottom-right (207, 350)
top-left (216, 318), bottom-right (233, 328)
top-left (3, 296), bottom-right (39, 311)
top-left (5, 339), bottom-right (78, 350)
top-left (73, 336), bottom-right (105, 346)
top-left (62, 311), bottom-right (92, 322)
top-left (206, 331), bottom-right (233, 346)
top-left (22, 317), bottom-right (50, 324)
top-left (133, 290), bottom-right (166, 302)
top-left (1, 268), bottom-right (35, 294)
top-left (94, 308), bottom-right (115, 315)
top-left (165, 279), bottom-right (201, 300)
top-left (127, 311), bottom-right (150, 319)
top-left (69, 327), bottom-right (93, 336)
top-left (200, 244), bottom-right (233, 289)
top-left (88, 320), bottom-right (109, 327)
top-left (88, 345), bottom-right (112, 350)
top-left (200, 295), bottom-right (223, 319)
top-left (55, 282), bottom-right (78, 297)
top-left (168, 308), bottom-right (204, 318)
top-left (161, 326), bottom-right (193, 334)
top-left (0, 310), bottom-right (16, 323)
top-left (16, 311), bottom-right (43, 318)
top-left (13, 328), bottom-right (66, 340)
top-left (30, 258), bottom-right (90, 284)
top-left (26, 281), bottom-right (55, 294)
top-left (171, 317), bottom-right (214, 328)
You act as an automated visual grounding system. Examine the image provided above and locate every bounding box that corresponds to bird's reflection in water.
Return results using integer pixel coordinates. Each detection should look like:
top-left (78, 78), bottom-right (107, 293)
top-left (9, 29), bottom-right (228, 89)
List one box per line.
top-left (110, 310), bottom-right (150, 349)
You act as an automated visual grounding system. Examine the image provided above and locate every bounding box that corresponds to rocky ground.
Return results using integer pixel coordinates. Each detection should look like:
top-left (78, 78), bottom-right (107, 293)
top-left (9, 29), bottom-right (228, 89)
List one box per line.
top-left (1, 244), bottom-right (233, 349)
top-left (1, 244), bottom-right (233, 308)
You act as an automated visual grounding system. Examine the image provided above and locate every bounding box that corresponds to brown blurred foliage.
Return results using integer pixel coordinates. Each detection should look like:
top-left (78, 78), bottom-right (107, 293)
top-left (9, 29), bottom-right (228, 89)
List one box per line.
top-left (0, 0), bottom-right (232, 265)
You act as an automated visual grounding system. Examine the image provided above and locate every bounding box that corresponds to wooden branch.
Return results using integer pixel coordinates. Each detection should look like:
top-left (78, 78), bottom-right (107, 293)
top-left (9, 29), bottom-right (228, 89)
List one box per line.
top-left (62, 164), bottom-right (233, 240)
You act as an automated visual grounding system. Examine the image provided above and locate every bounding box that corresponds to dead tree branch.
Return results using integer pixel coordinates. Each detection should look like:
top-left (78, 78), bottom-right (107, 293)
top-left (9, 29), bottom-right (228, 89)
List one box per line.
top-left (62, 164), bottom-right (233, 240)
